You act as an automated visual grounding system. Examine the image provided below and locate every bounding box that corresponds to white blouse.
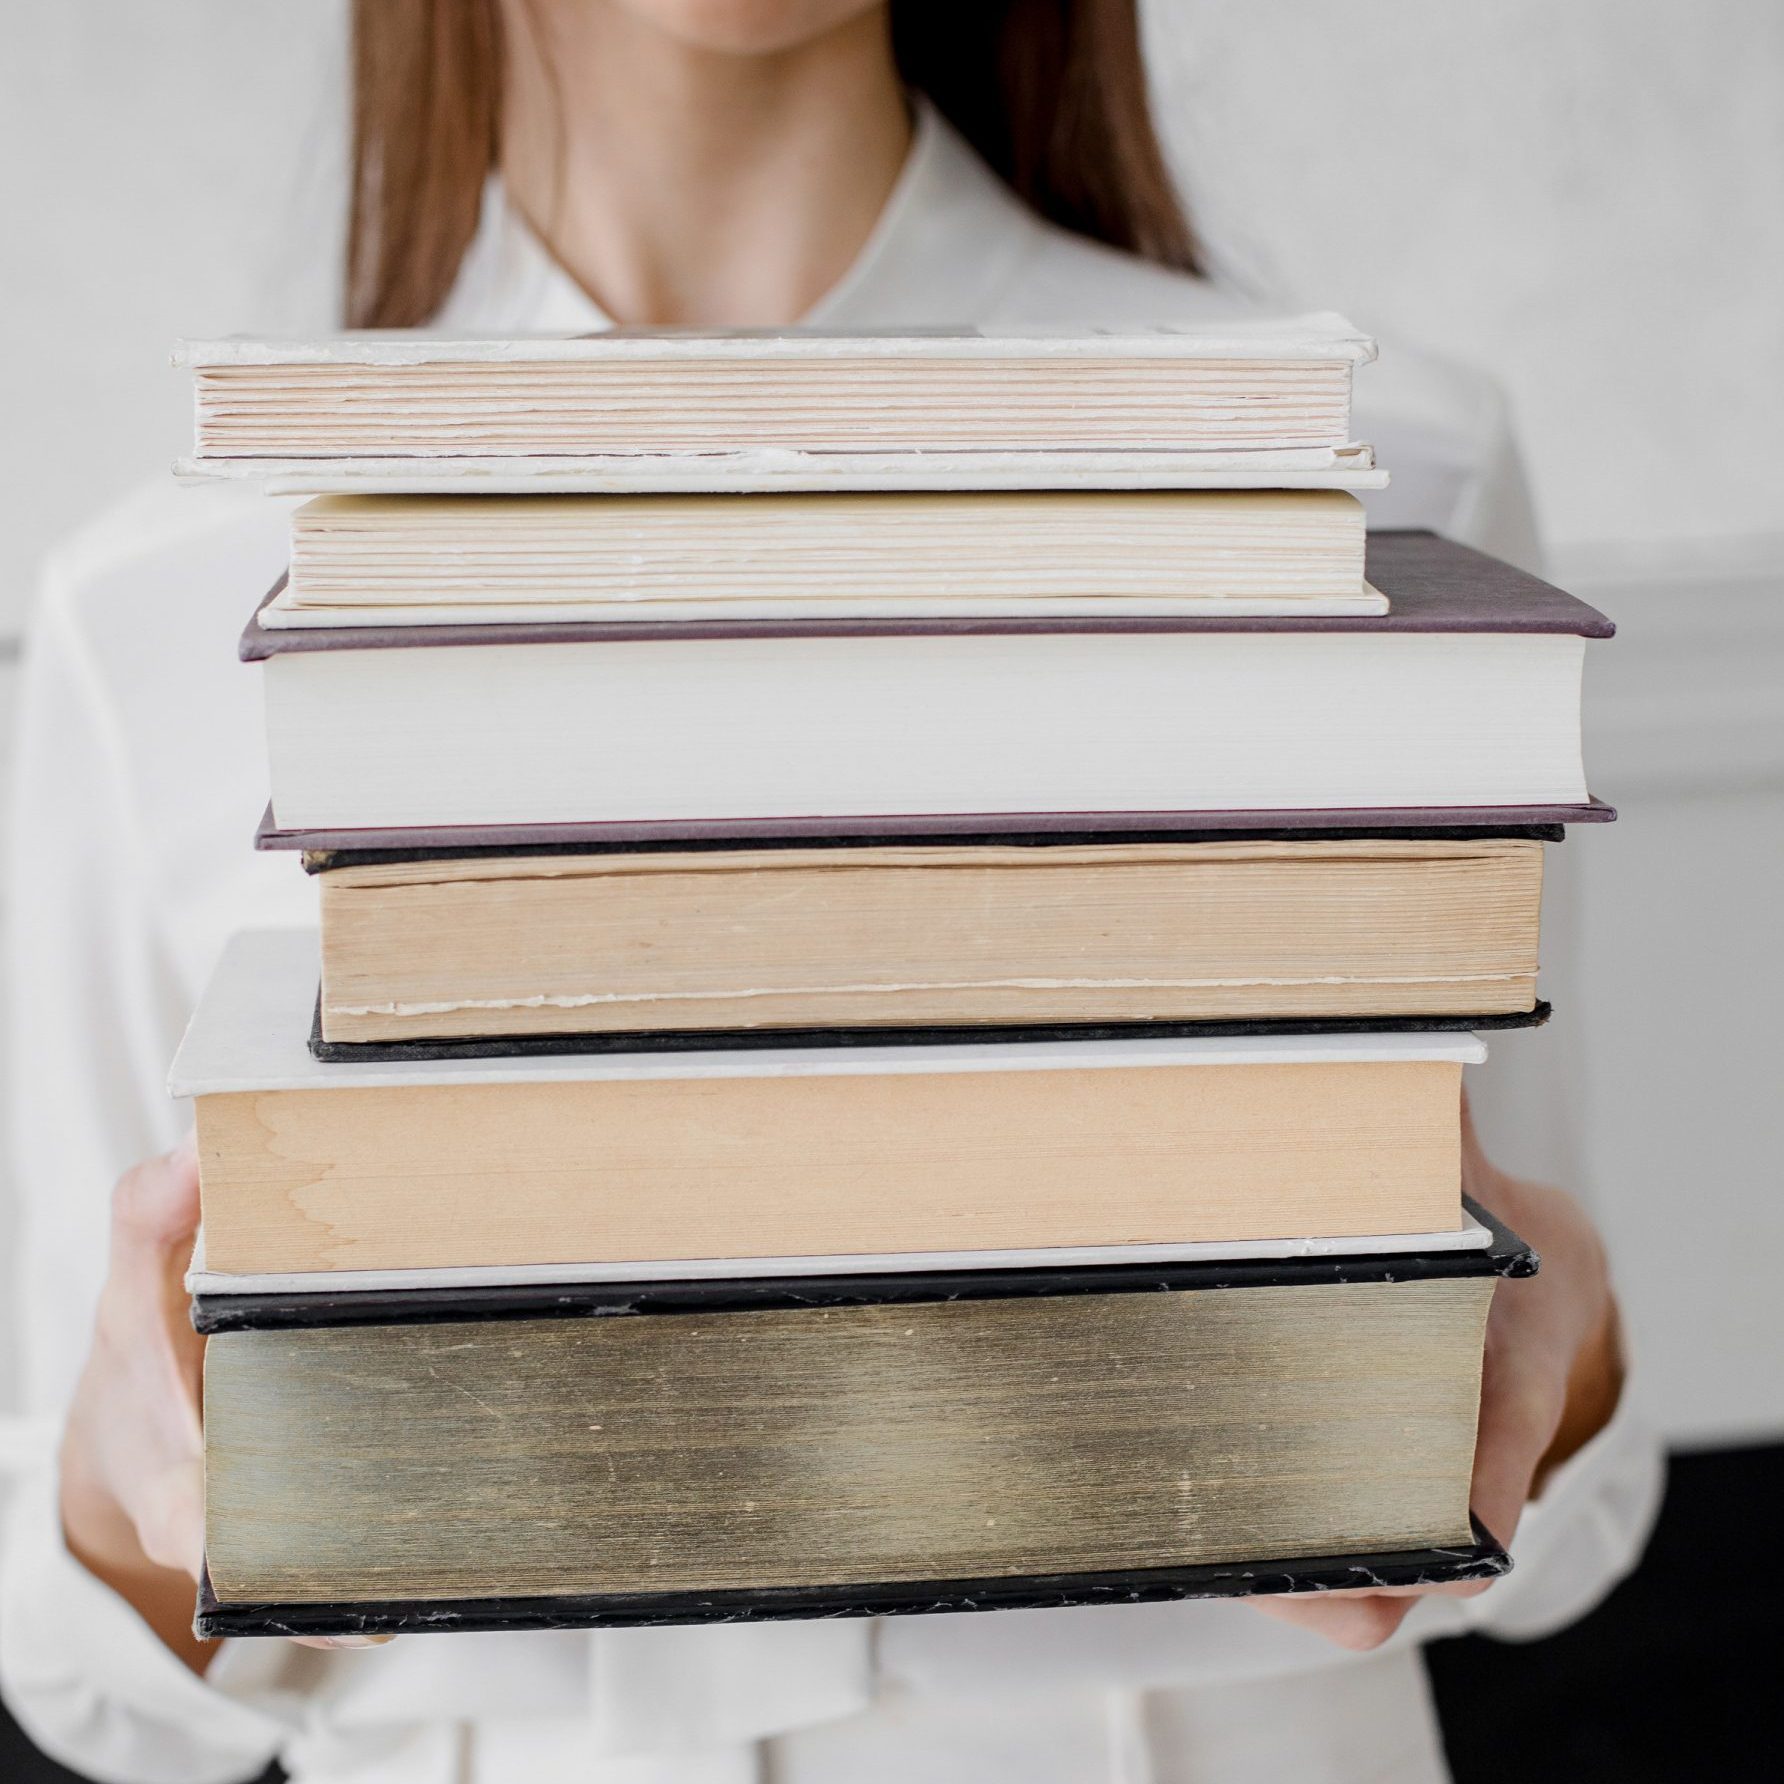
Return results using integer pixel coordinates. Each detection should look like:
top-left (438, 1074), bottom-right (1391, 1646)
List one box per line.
top-left (0, 102), bottom-right (1659, 1784)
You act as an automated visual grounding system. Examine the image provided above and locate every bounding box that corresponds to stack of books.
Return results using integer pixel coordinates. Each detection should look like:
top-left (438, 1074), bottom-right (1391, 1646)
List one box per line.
top-left (171, 319), bottom-right (1612, 1637)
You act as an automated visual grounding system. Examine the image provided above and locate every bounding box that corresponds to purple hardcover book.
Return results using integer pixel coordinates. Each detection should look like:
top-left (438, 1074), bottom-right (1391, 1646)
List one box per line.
top-left (247, 531), bottom-right (1615, 847)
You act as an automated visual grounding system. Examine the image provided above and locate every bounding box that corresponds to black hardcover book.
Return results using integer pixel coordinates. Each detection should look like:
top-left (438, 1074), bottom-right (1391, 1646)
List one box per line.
top-left (195, 1208), bottom-right (1529, 1639)
top-left (197, 1527), bottom-right (1511, 1641)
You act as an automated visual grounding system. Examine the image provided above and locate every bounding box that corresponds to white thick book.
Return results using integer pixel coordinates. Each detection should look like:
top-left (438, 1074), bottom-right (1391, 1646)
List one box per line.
top-left (259, 629), bottom-right (1590, 830)
top-left (249, 534), bottom-right (1609, 835)
top-left (173, 930), bottom-right (1486, 1282)
top-left (271, 487), bottom-right (1384, 626)
top-left (175, 316), bottom-right (1388, 494)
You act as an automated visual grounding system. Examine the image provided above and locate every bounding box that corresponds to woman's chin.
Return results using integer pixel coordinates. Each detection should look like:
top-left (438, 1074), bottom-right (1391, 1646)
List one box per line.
top-left (580, 0), bottom-right (887, 59)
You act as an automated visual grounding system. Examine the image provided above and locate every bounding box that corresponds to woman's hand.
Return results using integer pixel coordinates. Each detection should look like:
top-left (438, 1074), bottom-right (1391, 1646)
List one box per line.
top-left (59, 1139), bottom-right (212, 1671)
top-left (58, 1138), bottom-right (387, 1672)
top-left (1247, 1097), bottom-right (1626, 1652)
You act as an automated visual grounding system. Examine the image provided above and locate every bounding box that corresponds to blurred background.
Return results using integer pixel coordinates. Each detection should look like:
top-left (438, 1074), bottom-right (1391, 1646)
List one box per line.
top-left (2, 3), bottom-right (1780, 1778)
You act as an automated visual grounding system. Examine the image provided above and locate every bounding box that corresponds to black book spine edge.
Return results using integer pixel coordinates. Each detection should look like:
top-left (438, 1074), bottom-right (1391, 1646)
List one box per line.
top-left (191, 1201), bottom-right (1534, 1335)
top-left (307, 997), bottom-right (1552, 1064)
top-left (297, 820), bottom-right (1570, 869)
top-left (195, 1522), bottom-right (1511, 1640)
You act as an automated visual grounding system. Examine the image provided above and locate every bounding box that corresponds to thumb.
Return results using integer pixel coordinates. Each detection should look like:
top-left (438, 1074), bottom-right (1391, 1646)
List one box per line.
top-left (108, 1134), bottom-right (202, 1272)
top-left (96, 1137), bottom-right (207, 1446)
top-left (133, 1457), bottom-right (206, 1579)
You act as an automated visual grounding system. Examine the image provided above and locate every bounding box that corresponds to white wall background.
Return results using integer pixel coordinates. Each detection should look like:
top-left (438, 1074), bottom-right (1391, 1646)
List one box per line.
top-left (1, 1), bottom-right (1781, 1447)
top-left (1145, 0), bottom-right (1784, 1447)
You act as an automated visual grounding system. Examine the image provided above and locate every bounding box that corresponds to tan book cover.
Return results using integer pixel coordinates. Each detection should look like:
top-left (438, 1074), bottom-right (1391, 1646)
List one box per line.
top-left (176, 933), bottom-right (1478, 1278)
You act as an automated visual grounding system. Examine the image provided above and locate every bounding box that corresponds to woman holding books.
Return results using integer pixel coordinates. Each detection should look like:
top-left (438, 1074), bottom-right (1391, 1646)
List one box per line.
top-left (1, 4), bottom-right (1658, 1781)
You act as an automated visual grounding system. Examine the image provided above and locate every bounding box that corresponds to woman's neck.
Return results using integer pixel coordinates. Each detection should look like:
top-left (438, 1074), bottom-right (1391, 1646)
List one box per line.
top-left (499, 5), bottom-right (911, 327)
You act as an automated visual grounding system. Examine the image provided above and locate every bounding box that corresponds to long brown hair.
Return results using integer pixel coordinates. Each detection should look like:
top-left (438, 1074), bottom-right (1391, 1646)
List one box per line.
top-left (346, 0), bottom-right (1197, 330)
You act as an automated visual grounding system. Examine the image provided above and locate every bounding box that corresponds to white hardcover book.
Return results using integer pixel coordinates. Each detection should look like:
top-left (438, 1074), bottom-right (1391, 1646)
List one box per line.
top-left (256, 627), bottom-right (1587, 830)
top-left (248, 532), bottom-right (1607, 833)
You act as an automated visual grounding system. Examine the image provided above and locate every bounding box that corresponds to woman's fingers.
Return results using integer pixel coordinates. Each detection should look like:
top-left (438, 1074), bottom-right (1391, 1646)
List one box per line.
top-left (1468, 1306), bottom-right (1565, 1551)
top-left (1244, 1268), bottom-right (1575, 1651)
top-left (1246, 1591), bottom-right (1418, 1651)
top-left (1243, 1118), bottom-right (1622, 1655)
